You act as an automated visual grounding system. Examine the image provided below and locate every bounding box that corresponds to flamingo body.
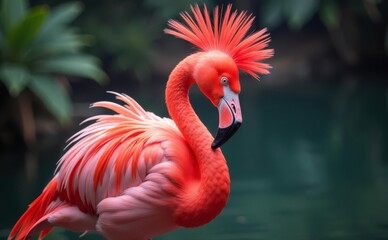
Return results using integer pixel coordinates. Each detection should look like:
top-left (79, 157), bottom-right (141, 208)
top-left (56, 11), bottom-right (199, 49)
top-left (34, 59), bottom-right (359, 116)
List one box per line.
top-left (9, 4), bottom-right (272, 240)
top-left (10, 94), bottom-right (200, 240)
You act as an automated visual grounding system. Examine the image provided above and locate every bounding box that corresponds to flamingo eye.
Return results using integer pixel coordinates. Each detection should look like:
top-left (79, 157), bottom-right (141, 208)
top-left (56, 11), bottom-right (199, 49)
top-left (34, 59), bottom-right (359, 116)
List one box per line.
top-left (220, 76), bottom-right (228, 86)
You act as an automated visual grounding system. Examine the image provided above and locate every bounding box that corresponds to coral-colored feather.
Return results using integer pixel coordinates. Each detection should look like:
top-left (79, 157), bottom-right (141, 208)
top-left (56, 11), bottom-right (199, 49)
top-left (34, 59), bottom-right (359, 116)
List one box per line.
top-left (9, 92), bottom-right (197, 240)
top-left (8, 179), bottom-right (60, 240)
top-left (165, 4), bottom-right (273, 79)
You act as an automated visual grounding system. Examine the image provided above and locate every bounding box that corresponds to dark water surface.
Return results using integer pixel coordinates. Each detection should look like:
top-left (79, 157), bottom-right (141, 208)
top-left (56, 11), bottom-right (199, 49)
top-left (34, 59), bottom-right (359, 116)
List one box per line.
top-left (1, 74), bottom-right (387, 240)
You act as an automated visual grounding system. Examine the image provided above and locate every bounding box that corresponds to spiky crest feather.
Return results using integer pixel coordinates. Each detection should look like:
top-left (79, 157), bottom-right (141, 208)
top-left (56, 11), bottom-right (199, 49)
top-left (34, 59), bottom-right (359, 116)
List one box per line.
top-left (165, 4), bottom-right (273, 79)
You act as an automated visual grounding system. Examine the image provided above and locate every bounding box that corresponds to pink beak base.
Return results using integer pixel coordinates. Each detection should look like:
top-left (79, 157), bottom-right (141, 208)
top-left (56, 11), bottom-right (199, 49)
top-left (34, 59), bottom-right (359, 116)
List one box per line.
top-left (212, 93), bottom-right (242, 149)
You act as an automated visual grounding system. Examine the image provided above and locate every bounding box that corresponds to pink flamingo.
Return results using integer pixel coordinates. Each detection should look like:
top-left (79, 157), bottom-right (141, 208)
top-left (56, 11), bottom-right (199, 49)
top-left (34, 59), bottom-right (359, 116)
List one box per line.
top-left (8, 4), bottom-right (273, 240)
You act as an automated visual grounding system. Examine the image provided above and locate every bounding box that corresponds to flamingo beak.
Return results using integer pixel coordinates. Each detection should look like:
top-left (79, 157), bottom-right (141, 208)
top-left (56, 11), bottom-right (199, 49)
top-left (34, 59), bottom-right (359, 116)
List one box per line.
top-left (212, 89), bottom-right (242, 149)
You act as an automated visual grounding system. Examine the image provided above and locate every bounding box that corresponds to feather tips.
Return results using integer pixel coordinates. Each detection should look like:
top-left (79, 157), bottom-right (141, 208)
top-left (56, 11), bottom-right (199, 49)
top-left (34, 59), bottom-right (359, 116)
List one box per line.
top-left (165, 4), bottom-right (273, 79)
top-left (55, 92), bottom-right (184, 213)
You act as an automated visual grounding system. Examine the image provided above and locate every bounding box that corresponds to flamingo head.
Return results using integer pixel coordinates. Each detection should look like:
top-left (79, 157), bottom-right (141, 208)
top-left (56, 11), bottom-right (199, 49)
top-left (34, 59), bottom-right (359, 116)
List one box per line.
top-left (193, 50), bottom-right (242, 148)
top-left (165, 4), bottom-right (273, 148)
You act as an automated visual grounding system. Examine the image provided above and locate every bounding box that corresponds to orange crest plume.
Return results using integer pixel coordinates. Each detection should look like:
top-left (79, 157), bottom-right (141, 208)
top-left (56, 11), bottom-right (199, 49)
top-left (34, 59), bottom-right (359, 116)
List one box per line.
top-left (165, 4), bottom-right (274, 79)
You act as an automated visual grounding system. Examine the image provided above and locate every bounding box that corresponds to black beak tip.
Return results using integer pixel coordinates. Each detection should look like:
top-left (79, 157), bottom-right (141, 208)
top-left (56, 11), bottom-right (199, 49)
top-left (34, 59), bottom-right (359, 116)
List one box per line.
top-left (211, 141), bottom-right (220, 149)
top-left (211, 121), bottom-right (242, 150)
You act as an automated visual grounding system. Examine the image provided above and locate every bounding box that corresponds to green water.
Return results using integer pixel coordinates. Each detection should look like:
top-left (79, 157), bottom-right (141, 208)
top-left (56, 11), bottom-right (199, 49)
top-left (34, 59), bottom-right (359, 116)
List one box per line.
top-left (1, 74), bottom-right (387, 240)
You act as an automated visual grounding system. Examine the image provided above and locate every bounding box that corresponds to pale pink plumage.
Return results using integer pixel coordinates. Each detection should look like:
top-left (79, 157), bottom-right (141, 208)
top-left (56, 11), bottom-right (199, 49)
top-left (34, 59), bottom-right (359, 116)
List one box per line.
top-left (9, 93), bottom-right (198, 240)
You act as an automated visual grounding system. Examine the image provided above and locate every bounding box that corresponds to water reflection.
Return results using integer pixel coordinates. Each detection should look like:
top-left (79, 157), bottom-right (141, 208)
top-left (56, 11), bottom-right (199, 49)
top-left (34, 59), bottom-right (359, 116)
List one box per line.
top-left (1, 74), bottom-right (387, 240)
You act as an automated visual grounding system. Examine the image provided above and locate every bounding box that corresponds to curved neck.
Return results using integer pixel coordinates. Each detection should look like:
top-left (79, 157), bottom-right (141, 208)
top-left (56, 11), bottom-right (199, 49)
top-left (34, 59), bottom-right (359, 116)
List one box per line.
top-left (165, 54), bottom-right (230, 227)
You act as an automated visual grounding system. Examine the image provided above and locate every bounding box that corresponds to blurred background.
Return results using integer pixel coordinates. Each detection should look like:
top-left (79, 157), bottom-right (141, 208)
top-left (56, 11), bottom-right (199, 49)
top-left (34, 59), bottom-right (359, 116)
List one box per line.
top-left (1, 0), bottom-right (387, 239)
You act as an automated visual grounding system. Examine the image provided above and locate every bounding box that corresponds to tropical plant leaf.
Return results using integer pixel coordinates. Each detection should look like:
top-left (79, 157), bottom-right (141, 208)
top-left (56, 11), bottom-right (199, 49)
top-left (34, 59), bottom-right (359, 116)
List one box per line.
top-left (0, 29), bottom-right (5, 55)
top-left (35, 54), bottom-right (107, 84)
top-left (319, 0), bottom-right (340, 29)
top-left (285, 0), bottom-right (319, 30)
top-left (1, 0), bottom-right (27, 33)
top-left (27, 30), bottom-right (92, 60)
top-left (0, 63), bottom-right (29, 96)
top-left (0, 0), bottom-right (106, 136)
top-left (7, 6), bottom-right (47, 53)
top-left (29, 74), bottom-right (72, 124)
top-left (38, 2), bottom-right (83, 38)
top-left (260, 0), bottom-right (283, 29)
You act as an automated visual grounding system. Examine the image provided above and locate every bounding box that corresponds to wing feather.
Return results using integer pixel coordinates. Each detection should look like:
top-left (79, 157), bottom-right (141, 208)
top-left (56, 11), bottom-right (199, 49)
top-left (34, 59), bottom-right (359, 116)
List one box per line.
top-left (55, 92), bottom-right (196, 215)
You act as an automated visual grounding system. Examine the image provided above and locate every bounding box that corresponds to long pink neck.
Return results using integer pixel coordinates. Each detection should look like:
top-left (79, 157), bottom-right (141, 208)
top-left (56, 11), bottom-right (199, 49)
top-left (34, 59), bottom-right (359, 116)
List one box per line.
top-left (165, 53), bottom-right (230, 227)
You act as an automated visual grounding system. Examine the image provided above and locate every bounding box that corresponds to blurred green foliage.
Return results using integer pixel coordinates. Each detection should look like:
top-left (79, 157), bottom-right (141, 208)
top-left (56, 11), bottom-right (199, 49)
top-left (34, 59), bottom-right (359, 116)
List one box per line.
top-left (259, 0), bottom-right (388, 64)
top-left (73, 0), bottom-right (211, 79)
top-left (0, 0), bottom-right (106, 124)
top-left (259, 0), bottom-right (385, 30)
top-left (260, 0), bottom-right (319, 30)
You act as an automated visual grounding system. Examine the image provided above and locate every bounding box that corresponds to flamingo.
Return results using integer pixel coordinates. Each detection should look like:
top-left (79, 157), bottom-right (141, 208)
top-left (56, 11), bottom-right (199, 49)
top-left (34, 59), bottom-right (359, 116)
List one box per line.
top-left (8, 4), bottom-right (273, 240)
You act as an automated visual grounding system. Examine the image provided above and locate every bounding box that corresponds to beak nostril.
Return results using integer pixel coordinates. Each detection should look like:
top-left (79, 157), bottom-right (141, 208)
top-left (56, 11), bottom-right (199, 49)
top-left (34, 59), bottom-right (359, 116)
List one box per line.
top-left (231, 103), bottom-right (236, 113)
